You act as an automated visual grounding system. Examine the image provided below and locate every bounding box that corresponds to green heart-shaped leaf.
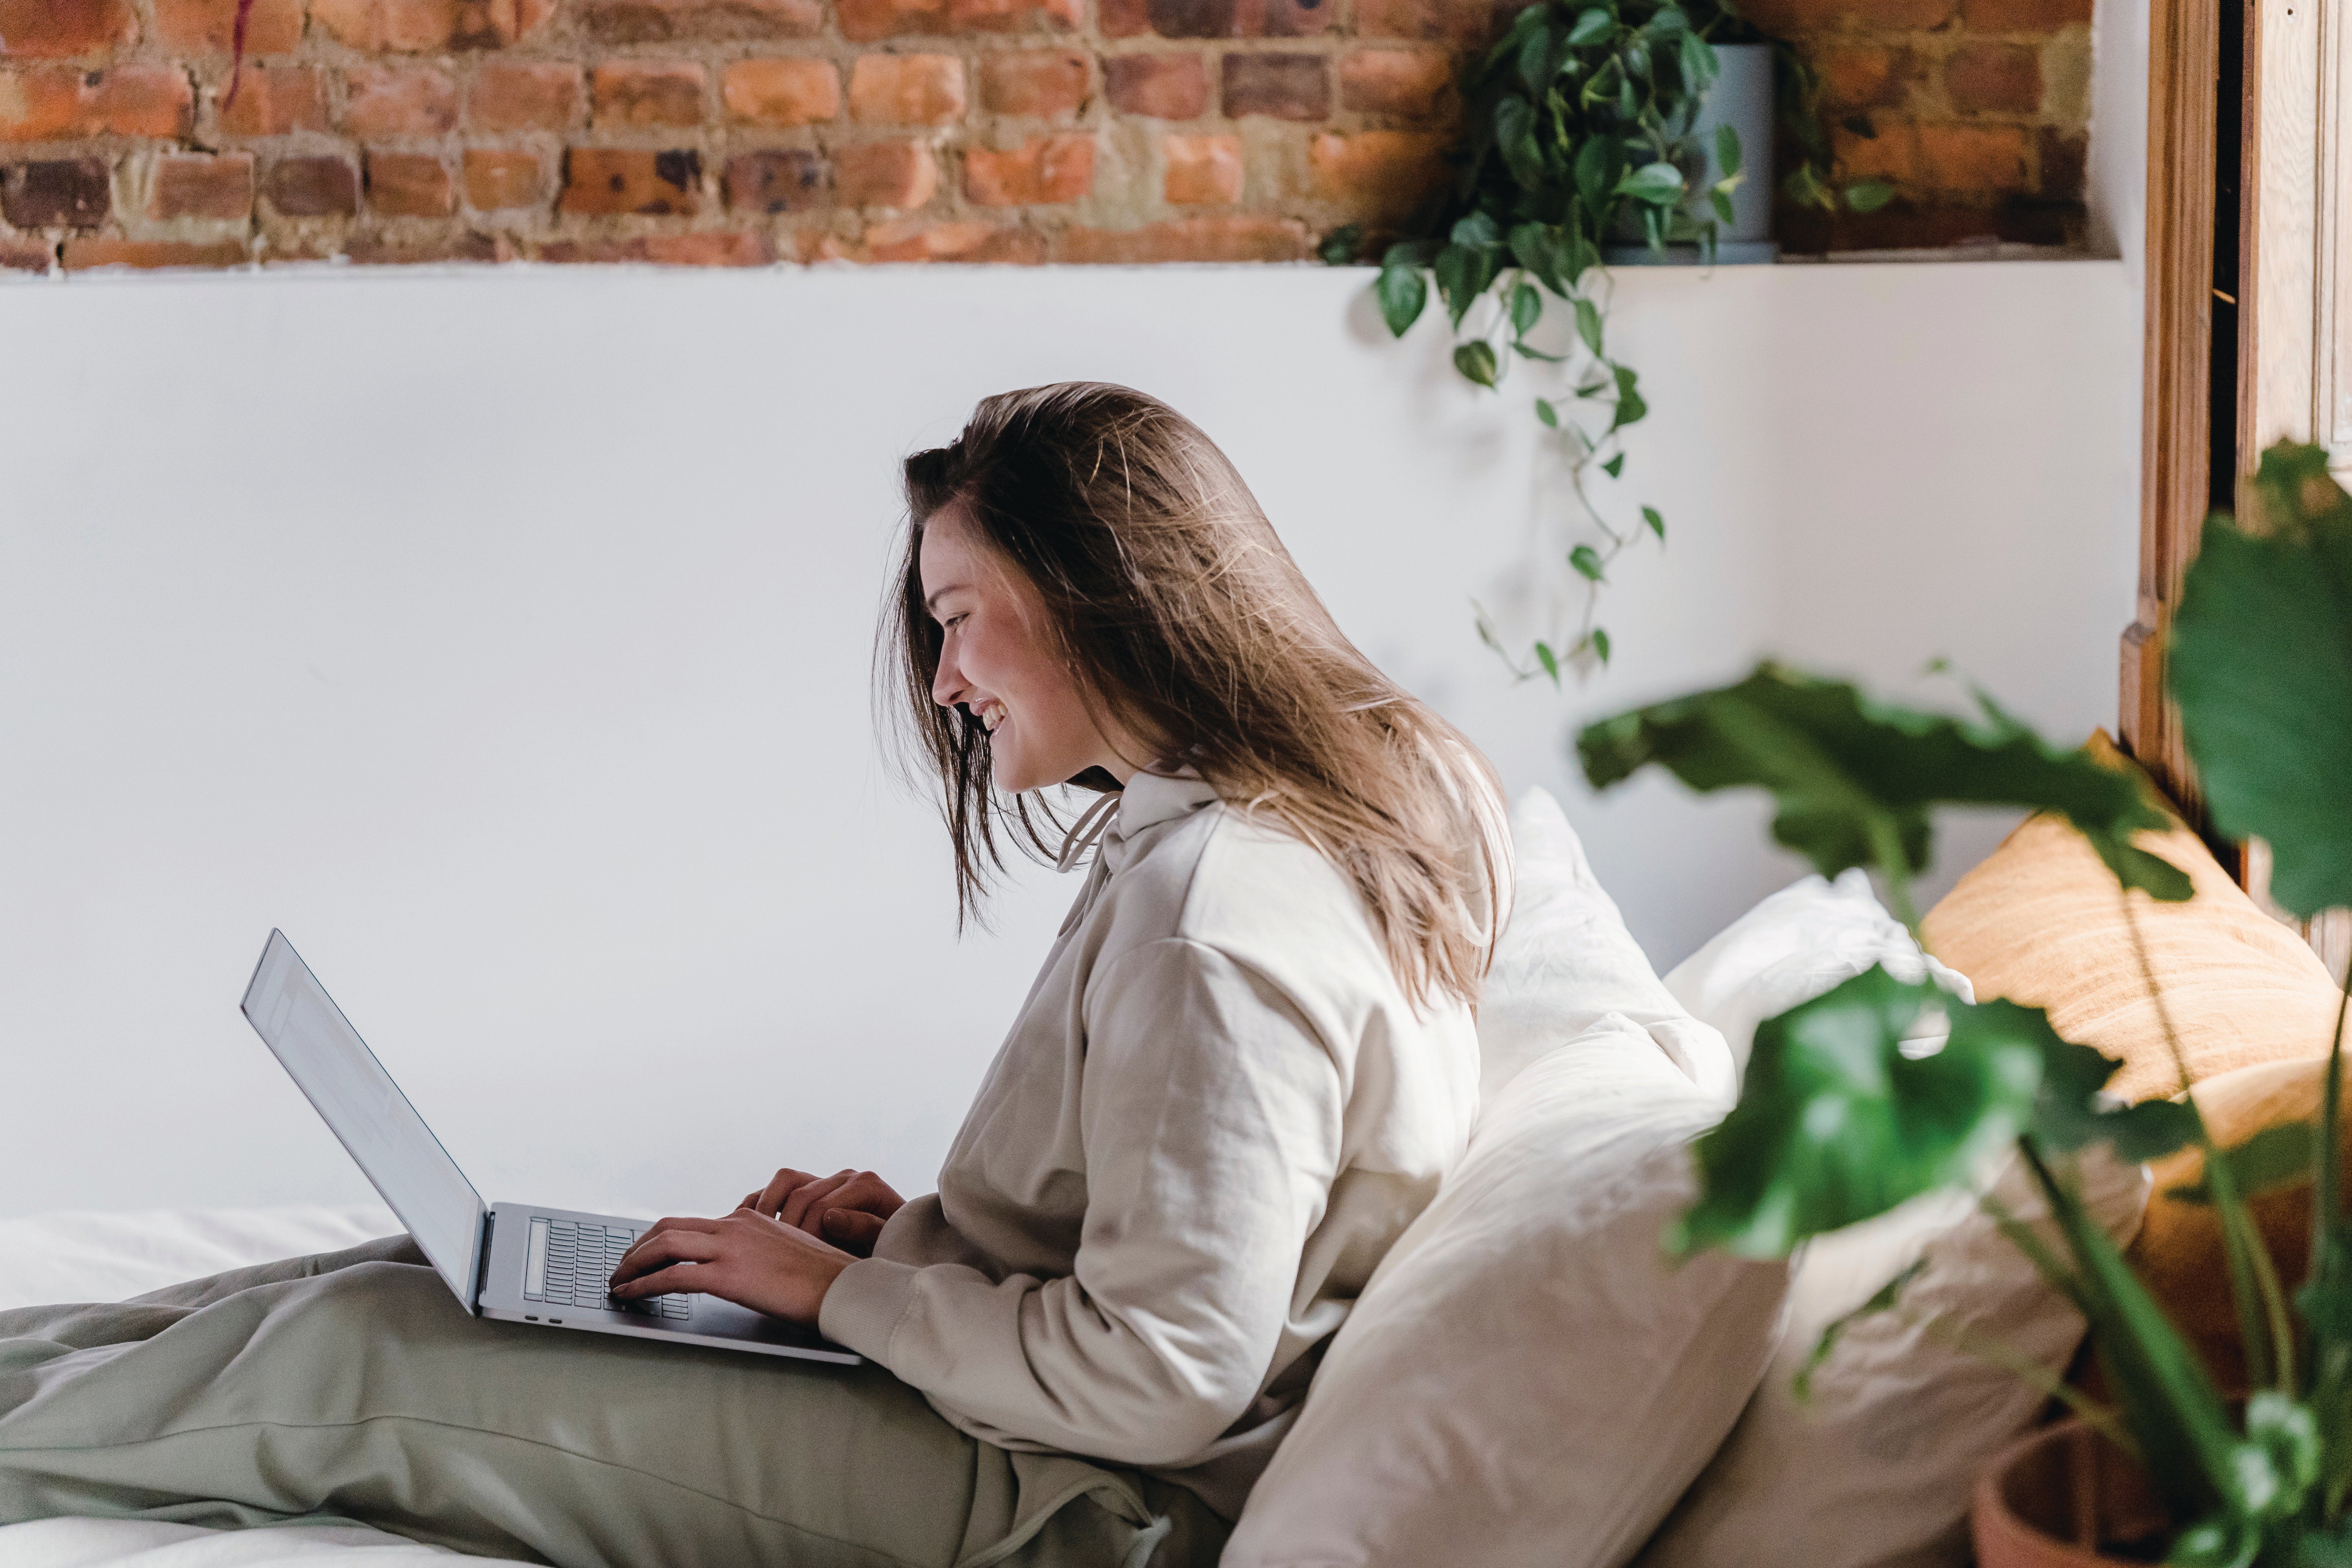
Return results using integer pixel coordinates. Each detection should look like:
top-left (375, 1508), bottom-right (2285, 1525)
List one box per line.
top-left (1373, 261), bottom-right (1426, 337)
top-left (2170, 441), bottom-right (2352, 919)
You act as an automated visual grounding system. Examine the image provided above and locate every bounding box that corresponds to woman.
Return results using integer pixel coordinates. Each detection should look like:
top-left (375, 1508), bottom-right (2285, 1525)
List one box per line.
top-left (0, 383), bottom-right (1509, 1568)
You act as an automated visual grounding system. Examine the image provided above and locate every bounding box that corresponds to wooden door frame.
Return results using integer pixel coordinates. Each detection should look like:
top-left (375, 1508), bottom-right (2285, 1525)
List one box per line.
top-left (2121, 0), bottom-right (2224, 826)
top-left (2128, 0), bottom-right (2348, 970)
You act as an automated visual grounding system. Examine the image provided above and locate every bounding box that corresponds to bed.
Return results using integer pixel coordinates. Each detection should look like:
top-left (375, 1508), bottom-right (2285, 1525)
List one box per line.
top-left (0, 1207), bottom-right (452, 1567)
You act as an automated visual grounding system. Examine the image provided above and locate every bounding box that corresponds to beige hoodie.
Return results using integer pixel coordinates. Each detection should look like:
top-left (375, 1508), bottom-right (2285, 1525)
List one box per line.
top-left (818, 769), bottom-right (1491, 1520)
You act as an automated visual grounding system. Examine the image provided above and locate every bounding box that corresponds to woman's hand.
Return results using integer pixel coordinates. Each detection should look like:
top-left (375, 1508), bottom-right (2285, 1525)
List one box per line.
top-left (739, 1168), bottom-right (906, 1258)
top-left (608, 1210), bottom-right (852, 1326)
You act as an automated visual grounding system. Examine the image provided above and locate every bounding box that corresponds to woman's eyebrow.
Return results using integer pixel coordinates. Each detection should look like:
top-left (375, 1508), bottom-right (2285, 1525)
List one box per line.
top-left (924, 584), bottom-right (967, 613)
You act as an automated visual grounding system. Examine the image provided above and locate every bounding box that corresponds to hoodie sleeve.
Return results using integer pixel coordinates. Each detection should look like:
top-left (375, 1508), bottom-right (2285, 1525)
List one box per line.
top-left (817, 936), bottom-right (1344, 1464)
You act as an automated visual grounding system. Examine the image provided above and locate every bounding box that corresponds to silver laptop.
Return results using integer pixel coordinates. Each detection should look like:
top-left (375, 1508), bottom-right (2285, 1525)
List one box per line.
top-left (239, 929), bottom-right (859, 1364)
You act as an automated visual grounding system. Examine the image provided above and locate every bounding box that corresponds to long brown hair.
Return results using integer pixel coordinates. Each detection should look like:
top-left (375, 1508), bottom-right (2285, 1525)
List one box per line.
top-left (878, 382), bottom-right (1509, 1010)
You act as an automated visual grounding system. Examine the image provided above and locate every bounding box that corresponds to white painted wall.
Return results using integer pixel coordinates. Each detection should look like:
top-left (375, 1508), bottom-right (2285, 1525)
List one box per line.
top-left (0, 257), bottom-right (2139, 1221)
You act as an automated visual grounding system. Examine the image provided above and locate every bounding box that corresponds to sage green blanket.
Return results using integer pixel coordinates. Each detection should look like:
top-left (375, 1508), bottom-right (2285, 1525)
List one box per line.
top-left (0, 1237), bottom-right (1223, 1568)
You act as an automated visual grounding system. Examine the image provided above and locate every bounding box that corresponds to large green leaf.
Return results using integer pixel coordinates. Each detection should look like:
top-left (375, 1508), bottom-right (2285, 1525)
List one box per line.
top-left (2170, 440), bottom-right (2352, 919)
top-left (1670, 967), bottom-right (2169, 1257)
top-left (1576, 662), bottom-right (2195, 903)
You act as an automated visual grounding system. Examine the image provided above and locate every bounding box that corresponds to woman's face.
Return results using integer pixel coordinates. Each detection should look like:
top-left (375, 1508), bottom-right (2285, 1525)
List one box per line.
top-left (921, 505), bottom-right (1139, 793)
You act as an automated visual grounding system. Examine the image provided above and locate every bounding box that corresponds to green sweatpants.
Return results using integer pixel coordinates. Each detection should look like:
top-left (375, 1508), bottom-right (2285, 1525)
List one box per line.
top-left (0, 1237), bottom-right (1227, 1568)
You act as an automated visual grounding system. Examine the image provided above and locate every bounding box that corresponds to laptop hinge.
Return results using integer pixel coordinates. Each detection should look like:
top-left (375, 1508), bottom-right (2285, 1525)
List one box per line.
top-left (472, 1209), bottom-right (496, 1314)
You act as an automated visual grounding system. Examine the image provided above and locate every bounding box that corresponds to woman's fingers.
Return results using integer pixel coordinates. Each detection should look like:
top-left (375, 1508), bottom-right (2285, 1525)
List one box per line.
top-left (611, 1217), bottom-right (720, 1287)
top-left (819, 1208), bottom-right (886, 1255)
top-left (751, 1168), bottom-right (822, 1219)
top-left (607, 1210), bottom-right (856, 1326)
top-left (779, 1170), bottom-right (856, 1232)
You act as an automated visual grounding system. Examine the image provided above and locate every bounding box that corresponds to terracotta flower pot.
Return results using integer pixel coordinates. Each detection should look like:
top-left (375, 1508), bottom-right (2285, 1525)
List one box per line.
top-left (1973, 1420), bottom-right (2174, 1566)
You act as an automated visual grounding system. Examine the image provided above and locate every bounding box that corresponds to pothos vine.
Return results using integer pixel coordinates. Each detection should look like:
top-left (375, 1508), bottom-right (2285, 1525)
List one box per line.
top-left (1323, 0), bottom-right (1888, 682)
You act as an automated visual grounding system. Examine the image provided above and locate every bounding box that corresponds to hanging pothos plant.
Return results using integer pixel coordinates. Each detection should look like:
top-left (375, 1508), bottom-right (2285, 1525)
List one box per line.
top-left (1324, 0), bottom-right (1889, 680)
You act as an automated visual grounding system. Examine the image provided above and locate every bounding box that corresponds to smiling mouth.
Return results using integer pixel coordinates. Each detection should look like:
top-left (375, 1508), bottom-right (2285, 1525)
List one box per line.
top-left (975, 700), bottom-right (1008, 734)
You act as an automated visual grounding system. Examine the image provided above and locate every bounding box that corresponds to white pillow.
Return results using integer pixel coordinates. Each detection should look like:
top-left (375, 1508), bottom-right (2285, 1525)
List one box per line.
top-left (1636, 874), bottom-right (2150, 1568)
top-left (1221, 1014), bottom-right (1791, 1568)
top-left (1480, 787), bottom-right (1736, 1106)
top-left (1664, 869), bottom-right (1975, 1074)
top-left (1635, 1146), bottom-right (2149, 1568)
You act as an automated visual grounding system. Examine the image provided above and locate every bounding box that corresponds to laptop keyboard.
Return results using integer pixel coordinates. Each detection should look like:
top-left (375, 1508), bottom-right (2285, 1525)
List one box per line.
top-left (523, 1216), bottom-right (691, 1321)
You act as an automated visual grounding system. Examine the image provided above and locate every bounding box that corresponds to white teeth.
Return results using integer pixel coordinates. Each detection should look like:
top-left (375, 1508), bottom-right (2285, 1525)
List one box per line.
top-left (977, 700), bottom-right (1007, 733)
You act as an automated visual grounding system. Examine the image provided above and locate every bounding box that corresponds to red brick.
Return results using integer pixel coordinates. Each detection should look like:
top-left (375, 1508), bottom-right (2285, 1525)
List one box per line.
top-left (152, 0), bottom-right (304, 53)
top-left (1943, 42), bottom-right (2040, 112)
top-left (2, 158), bottom-right (109, 228)
top-left (945, 0), bottom-right (1081, 32)
top-left (344, 65), bottom-right (459, 136)
top-left (1054, 214), bottom-right (1306, 261)
top-left (848, 55), bottom-right (965, 124)
top-left (1958, 0), bottom-right (2089, 28)
top-left (1338, 49), bottom-right (1449, 117)
top-left (449, 0), bottom-right (556, 45)
top-left (0, 0), bottom-right (136, 59)
top-left (1103, 53), bottom-right (1207, 117)
top-left (1739, 0), bottom-right (1953, 28)
top-left (578, 0), bottom-right (821, 41)
top-left (1131, 0), bottom-right (1328, 37)
top-left (1831, 121), bottom-right (1915, 184)
top-left (1305, 129), bottom-right (1442, 211)
top-left (592, 61), bottom-right (707, 126)
top-left (366, 150), bottom-right (453, 214)
top-left (0, 236), bottom-right (53, 270)
top-left (980, 51), bottom-right (1089, 116)
top-left (100, 65), bottom-right (192, 135)
top-left (1099, 0), bottom-right (1147, 35)
top-left (640, 230), bottom-right (773, 264)
top-left (149, 150), bottom-right (253, 217)
top-left (1819, 45), bottom-right (1912, 109)
top-left (837, 0), bottom-right (945, 38)
top-left (463, 146), bottom-right (541, 207)
top-left (1161, 132), bottom-right (1236, 203)
top-left (559, 146), bottom-right (702, 213)
top-left (62, 236), bottom-right (247, 268)
top-left (538, 230), bottom-right (773, 264)
top-left (347, 230), bottom-right (510, 263)
top-left (2038, 124), bottom-right (2085, 199)
top-left (310, 0), bottom-right (456, 49)
top-left (963, 132), bottom-right (1091, 203)
top-left (263, 155), bottom-right (358, 215)
top-left (467, 61), bottom-right (582, 130)
top-left (721, 57), bottom-right (839, 125)
top-left (215, 64), bottom-right (327, 133)
top-left (0, 66), bottom-right (193, 140)
top-left (781, 227), bottom-right (847, 261)
top-left (860, 217), bottom-right (1043, 261)
top-left (724, 147), bottom-right (826, 209)
top-left (835, 138), bottom-right (936, 206)
top-left (1354, 0), bottom-right (1504, 44)
top-left (1222, 53), bottom-right (1326, 118)
top-left (1916, 120), bottom-right (2027, 190)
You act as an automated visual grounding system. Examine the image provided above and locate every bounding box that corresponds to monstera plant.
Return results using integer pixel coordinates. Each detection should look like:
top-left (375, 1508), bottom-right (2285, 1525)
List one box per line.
top-left (1579, 442), bottom-right (2352, 1564)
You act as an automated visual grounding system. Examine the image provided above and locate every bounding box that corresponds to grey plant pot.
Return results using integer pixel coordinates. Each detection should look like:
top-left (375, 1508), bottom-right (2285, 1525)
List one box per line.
top-left (1605, 41), bottom-right (1777, 266)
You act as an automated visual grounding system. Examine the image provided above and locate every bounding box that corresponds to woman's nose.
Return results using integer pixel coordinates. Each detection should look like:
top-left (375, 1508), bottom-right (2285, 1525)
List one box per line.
top-left (932, 651), bottom-right (964, 710)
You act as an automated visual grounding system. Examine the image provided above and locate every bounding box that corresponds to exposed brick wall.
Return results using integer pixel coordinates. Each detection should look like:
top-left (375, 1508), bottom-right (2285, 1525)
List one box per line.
top-left (1748, 0), bottom-right (2092, 250)
top-left (0, 0), bottom-right (2092, 272)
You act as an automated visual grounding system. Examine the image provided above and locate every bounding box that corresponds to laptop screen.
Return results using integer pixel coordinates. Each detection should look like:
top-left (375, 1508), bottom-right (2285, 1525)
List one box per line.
top-left (240, 931), bottom-right (487, 1308)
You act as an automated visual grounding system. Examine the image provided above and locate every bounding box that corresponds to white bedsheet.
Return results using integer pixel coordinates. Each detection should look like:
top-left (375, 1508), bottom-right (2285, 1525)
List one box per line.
top-left (0, 1206), bottom-right (447, 1567)
top-left (0, 1207), bottom-right (399, 1313)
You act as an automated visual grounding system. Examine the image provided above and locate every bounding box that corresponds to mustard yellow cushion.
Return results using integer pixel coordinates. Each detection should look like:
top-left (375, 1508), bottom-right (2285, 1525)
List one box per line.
top-left (1920, 737), bottom-right (2342, 1103)
top-left (2129, 1057), bottom-right (2347, 1390)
